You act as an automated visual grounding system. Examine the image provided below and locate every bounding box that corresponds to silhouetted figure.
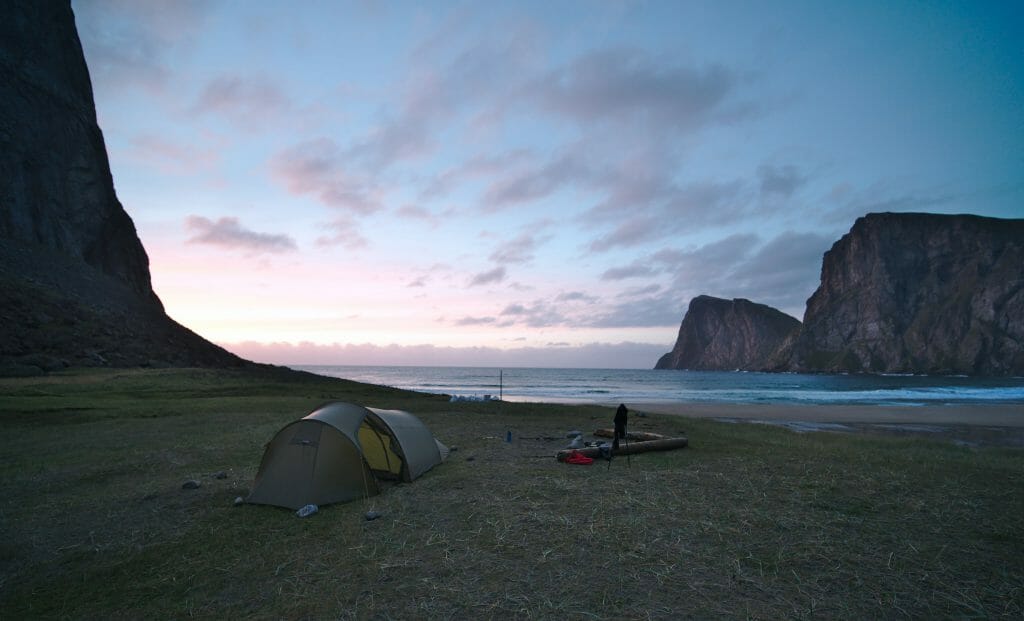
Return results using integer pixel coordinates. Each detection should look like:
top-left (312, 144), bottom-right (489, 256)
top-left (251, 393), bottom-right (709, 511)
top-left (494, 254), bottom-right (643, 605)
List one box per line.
top-left (613, 403), bottom-right (628, 451)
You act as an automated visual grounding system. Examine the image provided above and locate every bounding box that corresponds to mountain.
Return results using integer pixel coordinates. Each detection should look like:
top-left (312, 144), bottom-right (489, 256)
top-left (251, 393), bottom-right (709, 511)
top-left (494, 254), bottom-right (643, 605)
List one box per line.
top-left (1, 0), bottom-right (246, 375)
top-left (786, 212), bottom-right (1024, 375)
top-left (655, 296), bottom-right (801, 371)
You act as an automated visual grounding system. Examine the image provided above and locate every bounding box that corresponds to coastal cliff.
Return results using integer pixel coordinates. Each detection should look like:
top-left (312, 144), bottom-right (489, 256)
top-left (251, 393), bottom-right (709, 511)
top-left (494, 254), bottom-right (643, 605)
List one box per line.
top-left (788, 212), bottom-right (1024, 375)
top-left (655, 296), bottom-right (801, 371)
top-left (657, 213), bottom-right (1024, 376)
top-left (0, 0), bottom-right (245, 373)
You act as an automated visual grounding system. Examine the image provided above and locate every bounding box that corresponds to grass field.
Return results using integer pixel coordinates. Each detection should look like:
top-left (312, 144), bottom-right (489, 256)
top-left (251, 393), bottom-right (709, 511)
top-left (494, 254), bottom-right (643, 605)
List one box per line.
top-left (1, 367), bottom-right (1022, 619)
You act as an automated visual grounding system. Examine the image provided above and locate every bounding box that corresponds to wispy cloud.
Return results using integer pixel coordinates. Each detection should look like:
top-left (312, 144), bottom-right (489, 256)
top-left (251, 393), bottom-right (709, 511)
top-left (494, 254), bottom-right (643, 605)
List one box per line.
top-left (759, 164), bottom-right (806, 198)
top-left (600, 262), bottom-right (658, 281)
top-left (532, 48), bottom-right (752, 131)
top-left (190, 74), bottom-right (291, 126)
top-left (270, 138), bottom-right (382, 214)
top-left (129, 133), bottom-right (219, 174)
top-left (468, 266), bottom-right (507, 287)
top-left (315, 217), bottom-right (368, 249)
top-left (454, 316), bottom-right (496, 326)
top-left (489, 230), bottom-right (550, 264)
top-left (185, 215), bottom-right (297, 254)
top-left (74, 0), bottom-right (213, 94)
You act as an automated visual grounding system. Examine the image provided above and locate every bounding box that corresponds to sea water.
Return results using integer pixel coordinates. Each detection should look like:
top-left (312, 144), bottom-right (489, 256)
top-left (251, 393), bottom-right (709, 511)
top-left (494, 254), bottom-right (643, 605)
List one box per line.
top-left (292, 365), bottom-right (1024, 407)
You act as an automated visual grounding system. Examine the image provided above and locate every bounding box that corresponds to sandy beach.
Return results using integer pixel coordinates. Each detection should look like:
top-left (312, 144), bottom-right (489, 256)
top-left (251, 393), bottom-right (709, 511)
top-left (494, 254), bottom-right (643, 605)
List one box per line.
top-left (633, 402), bottom-right (1024, 427)
top-left (623, 402), bottom-right (1024, 447)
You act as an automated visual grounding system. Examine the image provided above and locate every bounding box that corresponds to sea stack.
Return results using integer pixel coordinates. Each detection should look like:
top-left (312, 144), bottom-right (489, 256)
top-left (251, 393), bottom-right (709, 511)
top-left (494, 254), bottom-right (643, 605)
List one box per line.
top-left (655, 296), bottom-right (801, 371)
top-left (0, 0), bottom-right (246, 373)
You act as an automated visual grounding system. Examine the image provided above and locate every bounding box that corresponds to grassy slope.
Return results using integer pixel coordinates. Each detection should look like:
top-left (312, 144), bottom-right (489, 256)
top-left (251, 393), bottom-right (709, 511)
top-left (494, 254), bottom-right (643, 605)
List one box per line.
top-left (0, 368), bottom-right (1021, 619)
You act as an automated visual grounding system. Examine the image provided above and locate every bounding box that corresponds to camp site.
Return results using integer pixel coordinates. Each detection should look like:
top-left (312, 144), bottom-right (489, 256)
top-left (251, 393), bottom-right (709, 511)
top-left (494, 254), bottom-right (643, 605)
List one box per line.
top-left (2, 367), bottom-right (1022, 619)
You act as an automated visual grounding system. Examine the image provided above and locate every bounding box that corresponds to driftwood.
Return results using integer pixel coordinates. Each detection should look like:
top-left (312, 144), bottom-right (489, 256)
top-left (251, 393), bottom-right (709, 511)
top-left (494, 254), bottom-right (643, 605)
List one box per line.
top-left (593, 428), bottom-right (666, 442)
top-left (557, 437), bottom-right (688, 461)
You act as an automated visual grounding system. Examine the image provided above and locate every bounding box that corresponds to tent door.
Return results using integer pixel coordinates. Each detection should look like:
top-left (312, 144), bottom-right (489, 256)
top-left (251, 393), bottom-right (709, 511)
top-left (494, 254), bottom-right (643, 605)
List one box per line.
top-left (358, 422), bottom-right (403, 480)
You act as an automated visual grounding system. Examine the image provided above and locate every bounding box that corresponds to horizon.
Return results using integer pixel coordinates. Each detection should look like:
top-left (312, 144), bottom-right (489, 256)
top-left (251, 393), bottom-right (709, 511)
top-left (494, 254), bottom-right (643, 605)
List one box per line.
top-left (72, 0), bottom-right (1024, 368)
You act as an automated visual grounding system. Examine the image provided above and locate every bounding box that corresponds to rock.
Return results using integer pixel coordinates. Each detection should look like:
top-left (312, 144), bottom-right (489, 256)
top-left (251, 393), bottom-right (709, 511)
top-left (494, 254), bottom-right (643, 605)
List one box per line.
top-left (0, 0), bottom-right (250, 370)
top-left (365, 510), bottom-right (382, 521)
top-left (655, 296), bottom-right (801, 370)
top-left (181, 480), bottom-right (201, 490)
top-left (233, 496), bottom-right (244, 506)
top-left (788, 213), bottom-right (1024, 375)
top-left (212, 471), bottom-right (227, 479)
top-left (296, 504), bottom-right (318, 518)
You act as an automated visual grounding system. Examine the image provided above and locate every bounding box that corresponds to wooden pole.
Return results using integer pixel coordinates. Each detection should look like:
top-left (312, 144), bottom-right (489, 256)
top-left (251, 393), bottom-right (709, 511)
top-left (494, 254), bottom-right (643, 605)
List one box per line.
top-left (557, 437), bottom-right (688, 461)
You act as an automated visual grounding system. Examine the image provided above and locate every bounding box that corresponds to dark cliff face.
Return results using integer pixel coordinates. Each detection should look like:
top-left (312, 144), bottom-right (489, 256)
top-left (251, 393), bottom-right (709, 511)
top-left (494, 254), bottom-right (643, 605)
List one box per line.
top-left (0, 0), bottom-right (153, 297)
top-left (790, 212), bottom-right (1024, 375)
top-left (655, 296), bottom-right (801, 370)
top-left (0, 0), bottom-right (245, 372)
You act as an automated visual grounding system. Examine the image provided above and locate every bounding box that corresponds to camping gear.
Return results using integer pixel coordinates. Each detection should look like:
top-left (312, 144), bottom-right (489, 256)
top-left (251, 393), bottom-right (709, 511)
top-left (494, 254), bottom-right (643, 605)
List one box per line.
top-left (557, 437), bottom-right (689, 462)
top-left (563, 450), bottom-right (594, 465)
top-left (247, 402), bottom-right (448, 510)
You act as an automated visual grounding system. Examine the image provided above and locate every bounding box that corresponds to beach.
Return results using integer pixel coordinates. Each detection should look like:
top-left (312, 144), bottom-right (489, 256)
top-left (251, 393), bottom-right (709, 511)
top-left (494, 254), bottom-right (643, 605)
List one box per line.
top-left (629, 402), bottom-right (1024, 448)
top-left (635, 402), bottom-right (1024, 427)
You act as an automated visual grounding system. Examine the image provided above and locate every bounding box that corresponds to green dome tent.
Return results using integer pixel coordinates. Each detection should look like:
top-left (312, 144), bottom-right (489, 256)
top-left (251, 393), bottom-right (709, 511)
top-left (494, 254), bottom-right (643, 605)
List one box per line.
top-left (247, 402), bottom-right (448, 510)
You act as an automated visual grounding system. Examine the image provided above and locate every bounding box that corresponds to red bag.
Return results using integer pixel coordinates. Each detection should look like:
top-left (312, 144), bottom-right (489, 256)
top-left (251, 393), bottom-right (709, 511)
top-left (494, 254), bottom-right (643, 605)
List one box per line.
top-left (564, 450), bottom-right (594, 465)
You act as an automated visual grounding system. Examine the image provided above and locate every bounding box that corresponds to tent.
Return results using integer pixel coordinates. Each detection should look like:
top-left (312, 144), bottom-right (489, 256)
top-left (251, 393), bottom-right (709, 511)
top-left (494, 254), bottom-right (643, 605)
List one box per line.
top-left (246, 401), bottom-right (447, 510)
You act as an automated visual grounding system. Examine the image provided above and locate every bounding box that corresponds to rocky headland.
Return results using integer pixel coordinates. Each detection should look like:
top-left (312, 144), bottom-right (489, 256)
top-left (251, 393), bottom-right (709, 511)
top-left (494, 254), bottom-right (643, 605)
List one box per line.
top-left (1, 0), bottom-right (246, 375)
top-left (654, 296), bottom-right (800, 371)
top-left (658, 213), bottom-right (1024, 376)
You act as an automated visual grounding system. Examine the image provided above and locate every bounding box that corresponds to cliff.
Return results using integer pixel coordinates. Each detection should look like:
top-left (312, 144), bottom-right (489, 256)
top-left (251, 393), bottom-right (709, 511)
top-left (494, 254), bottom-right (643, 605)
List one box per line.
top-left (655, 296), bottom-right (801, 371)
top-left (788, 212), bottom-right (1024, 375)
top-left (1, 0), bottom-right (246, 374)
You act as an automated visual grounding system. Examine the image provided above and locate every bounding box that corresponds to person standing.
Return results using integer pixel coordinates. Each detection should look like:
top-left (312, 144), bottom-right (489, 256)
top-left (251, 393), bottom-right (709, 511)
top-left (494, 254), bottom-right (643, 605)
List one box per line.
top-left (613, 403), bottom-right (628, 451)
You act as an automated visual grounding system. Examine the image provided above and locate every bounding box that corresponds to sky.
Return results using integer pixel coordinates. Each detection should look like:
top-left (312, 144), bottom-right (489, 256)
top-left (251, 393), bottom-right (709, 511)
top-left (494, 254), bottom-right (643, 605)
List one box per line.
top-left (71, 0), bottom-right (1024, 368)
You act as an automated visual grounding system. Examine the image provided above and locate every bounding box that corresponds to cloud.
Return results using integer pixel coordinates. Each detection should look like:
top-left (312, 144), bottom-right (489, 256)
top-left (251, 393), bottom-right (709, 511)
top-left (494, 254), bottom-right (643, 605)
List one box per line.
top-left (270, 138), bottom-right (382, 213)
top-left (190, 74), bottom-right (291, 126)
top-left (651, 231), bottom-right (830, 318)
top-left (759, 164), bottom-right (806, 198)
top-left (454, 316), bottom-right (496, 326)
top-left (496, 300), bottom-right (567, 327)
top-left (74, 0), bottom-right (213, 93)
top-left (419, 150), bottom-right (531, 200)
top-left (129, 133), bottom-right (219, 174)
top-left (185, 216), bottom-right (297, 253)
top-left (221, 340), bottom-right (671, 369)
top-left (533, 48), bottom-right (751, 131)
top-left (315, 217), bottom-right (368, 249)
top-left (600, 263), bottom-right (658, 281)
top-left (556, 291), bottom-right (599, 304)
top-left (468, 266), bottom-right (507, 286)
top-left (488, 230), bottom-right (550, 264)
top-left (584, 289), bottom-right (685, 328)
top-left (481, 153), bottom-right (592, 209)
top-left (584, 173), bottom-right (748, 251)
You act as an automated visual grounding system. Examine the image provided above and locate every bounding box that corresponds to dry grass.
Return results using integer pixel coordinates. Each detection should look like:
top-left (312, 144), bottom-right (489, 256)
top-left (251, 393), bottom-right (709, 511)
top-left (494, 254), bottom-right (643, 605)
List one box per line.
top-left (1, 367), bottom-right (1022, 619)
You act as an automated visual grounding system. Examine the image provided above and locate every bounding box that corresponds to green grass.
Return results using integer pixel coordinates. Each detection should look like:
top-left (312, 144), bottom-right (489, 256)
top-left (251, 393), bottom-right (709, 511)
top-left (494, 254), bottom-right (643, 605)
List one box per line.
top-left (1, 367), bottom-right (1022, 619)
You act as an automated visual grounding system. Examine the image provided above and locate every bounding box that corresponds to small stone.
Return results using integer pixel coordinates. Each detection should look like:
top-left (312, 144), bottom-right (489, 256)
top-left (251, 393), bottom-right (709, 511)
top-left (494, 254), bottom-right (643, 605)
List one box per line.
top-left (233, 496), bottom-right (244, 506)
top-left (181, 479), bottom-right (201, 490)
top-left (465, 456), bottom-right (476, 462)
top-left (365, 510), bottom-right (382, 521)
top-left (296, 504), bottom-right (318, 518)
top-left (212, 471), bottom-right (227, 479)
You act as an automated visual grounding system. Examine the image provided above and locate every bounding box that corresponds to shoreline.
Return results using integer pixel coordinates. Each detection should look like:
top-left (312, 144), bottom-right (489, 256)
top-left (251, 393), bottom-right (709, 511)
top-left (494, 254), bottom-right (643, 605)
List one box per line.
top-left (625, 402), bottom-right (1024, 427)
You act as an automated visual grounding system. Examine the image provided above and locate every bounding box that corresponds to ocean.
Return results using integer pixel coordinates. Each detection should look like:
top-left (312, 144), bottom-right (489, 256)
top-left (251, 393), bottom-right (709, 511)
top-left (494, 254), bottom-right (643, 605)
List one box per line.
top-left (292, 365), bottom-right (1024, 407)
